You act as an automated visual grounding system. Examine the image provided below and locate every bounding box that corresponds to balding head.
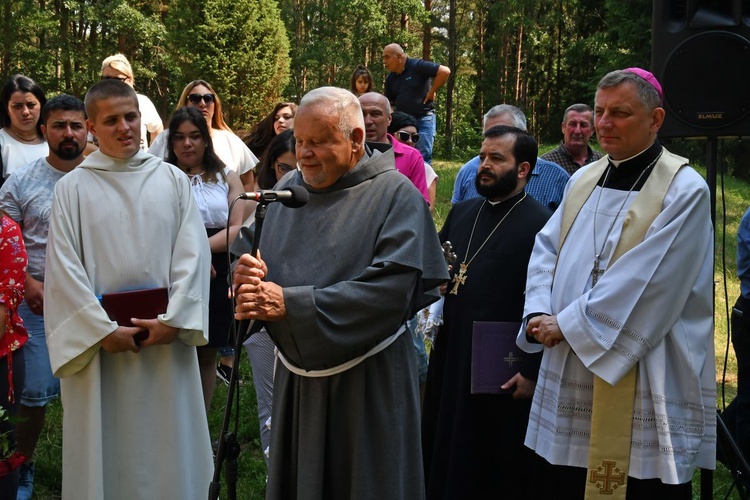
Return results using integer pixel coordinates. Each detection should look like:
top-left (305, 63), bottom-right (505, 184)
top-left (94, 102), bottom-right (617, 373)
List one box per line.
top-left (295, 87), bottom-right (366, 189)
top-left (359, 92), bottom-right (391, 143)
top-left (383, 43), bottom-right (407, 73)
top-left (299, 87), bottom-right (364, 145)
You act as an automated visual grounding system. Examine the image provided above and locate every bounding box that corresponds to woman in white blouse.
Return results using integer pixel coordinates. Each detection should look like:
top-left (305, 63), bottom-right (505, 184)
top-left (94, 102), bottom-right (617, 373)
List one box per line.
top-left (0, 74), bottom-right (48, 183)
top-left (166, 106), bottom-right (245, 415)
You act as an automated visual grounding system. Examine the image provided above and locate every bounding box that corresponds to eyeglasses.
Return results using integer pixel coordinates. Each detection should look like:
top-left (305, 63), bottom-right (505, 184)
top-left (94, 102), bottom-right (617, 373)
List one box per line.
top-left (275, 162), bottom-right (296, 175)
top-left (101, 75), bottom-right (129, 82)
top-left (395, 131), bottom-right (420, 144)
top-left (187, 93), bottom-right (216, 105)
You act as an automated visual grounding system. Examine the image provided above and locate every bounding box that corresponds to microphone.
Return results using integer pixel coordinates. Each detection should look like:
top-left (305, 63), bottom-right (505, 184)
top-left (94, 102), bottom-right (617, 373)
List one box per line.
top-left (238, 185), bottom-right (309, 208)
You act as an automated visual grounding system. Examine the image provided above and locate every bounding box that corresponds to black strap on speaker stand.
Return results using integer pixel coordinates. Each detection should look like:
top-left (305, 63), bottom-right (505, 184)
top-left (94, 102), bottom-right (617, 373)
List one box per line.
top-left (699, 135), bottom-right (719, 500)
top-left (717, 409), bottom-right (750, 499)
top-left (208, 203), bottom-right (267, 500)
top-left (701, 136), bottom-right (750, 499)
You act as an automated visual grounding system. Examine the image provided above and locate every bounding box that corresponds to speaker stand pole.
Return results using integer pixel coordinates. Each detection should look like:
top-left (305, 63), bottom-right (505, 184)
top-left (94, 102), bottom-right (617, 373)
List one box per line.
top-left (701, 135), bottom-right (718, 500)
top-left (707, 136), bottom-right (718, 227)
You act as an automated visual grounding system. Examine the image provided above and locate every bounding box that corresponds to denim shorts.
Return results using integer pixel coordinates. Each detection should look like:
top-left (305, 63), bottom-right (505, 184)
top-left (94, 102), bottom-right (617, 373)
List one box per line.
top-left (18, 302), bottom-right (60, 406)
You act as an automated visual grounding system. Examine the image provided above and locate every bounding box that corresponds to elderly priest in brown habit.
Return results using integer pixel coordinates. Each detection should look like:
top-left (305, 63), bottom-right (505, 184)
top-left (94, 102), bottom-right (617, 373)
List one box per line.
top-left (233, 87), bottom-right (448, 500)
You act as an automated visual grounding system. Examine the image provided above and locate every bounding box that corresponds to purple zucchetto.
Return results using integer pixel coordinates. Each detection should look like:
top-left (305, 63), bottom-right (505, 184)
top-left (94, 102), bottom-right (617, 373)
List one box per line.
top-left (623, 67), bottom-right (664, 104)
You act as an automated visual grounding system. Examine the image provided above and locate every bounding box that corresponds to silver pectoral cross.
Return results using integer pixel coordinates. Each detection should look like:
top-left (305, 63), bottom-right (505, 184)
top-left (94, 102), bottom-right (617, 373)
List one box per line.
top-left (592, 257), bottom-right (605, 287)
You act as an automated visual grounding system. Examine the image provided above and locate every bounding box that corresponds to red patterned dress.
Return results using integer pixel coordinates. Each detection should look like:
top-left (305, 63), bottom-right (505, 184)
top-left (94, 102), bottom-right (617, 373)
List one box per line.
top-left (0, 213), bottom-right (28, 482)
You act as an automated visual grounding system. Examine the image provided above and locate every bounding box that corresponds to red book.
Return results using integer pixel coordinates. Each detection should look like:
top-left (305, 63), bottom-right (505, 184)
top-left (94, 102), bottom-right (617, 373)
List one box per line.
top-left (100, 288), bottom-right (169, 341)
top-left (471, 321), bottom-right (529, 394)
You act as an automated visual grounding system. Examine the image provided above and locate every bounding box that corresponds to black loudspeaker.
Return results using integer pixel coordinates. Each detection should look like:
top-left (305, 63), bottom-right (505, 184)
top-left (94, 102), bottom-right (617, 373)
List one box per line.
top-left (652, 0), bottom-right (750, 138)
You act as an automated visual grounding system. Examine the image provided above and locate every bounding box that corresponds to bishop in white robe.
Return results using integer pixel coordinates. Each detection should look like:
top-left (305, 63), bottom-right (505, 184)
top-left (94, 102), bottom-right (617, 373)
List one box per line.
top-left (517, 141), bottom-right (716, 486)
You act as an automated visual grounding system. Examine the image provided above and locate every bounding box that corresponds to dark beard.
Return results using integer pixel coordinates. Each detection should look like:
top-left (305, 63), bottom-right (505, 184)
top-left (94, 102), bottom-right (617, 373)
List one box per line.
top-left (51, 141), bottom-right (84, 161)
top-left (475, 165), bottom-right (519, 200)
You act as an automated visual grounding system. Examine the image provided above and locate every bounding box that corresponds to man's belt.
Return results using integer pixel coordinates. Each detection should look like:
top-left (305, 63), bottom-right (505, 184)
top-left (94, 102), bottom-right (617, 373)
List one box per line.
top-left (276, 324), bottom-right (407, 377)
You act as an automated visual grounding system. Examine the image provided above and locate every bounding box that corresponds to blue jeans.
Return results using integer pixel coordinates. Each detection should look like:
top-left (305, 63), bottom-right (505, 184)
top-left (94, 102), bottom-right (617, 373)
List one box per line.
top-left (17, 302), bottom-right (59, 406)
top-left (408, 316), bottom-right (429, 384)
top-left (416, 112), bottom-right (436, 165)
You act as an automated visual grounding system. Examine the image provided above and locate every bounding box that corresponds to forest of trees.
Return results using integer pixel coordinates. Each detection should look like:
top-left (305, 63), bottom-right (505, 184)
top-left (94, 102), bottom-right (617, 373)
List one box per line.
top-left (0, 0), bottom-right (654, 157)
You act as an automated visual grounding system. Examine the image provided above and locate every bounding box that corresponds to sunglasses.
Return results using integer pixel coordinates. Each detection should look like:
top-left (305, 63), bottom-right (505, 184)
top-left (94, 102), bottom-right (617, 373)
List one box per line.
top-left (101, 75), bottom-right (128, 82)
top-left (275, 162), bottom-right (296, 175)
top-left (395, 131), bottom-right (420, 144)
top-left (187, 93), bottom-right (216, 105)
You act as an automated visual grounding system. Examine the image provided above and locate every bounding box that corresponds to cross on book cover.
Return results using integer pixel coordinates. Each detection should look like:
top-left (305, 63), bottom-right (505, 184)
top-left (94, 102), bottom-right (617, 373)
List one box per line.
top-left (471, 321), bottom-right (529, 394)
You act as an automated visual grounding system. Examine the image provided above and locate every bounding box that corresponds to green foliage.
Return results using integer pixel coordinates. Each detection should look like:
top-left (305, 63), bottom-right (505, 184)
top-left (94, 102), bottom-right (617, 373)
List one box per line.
top-left (461, 0), bottom-right (653, 144)
top-left (278, 0), bottom-right (427, 99)
top-left (167, 0), bottom-right (290, 128)
top-left (0, 0), bottom-right (56, 86)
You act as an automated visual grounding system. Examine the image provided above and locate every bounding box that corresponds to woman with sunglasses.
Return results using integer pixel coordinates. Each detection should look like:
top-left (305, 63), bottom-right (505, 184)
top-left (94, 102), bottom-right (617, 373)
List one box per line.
top-left (149, 80), bottom-right (258, 192)
top-left (388, 111), bottom-right (438, 211)
top-left (165, 106), bottom-right (245, 415)
top-left (0, 75), bottom-right (48, 184)
top-left (243, 102), bottom-right (297, 161)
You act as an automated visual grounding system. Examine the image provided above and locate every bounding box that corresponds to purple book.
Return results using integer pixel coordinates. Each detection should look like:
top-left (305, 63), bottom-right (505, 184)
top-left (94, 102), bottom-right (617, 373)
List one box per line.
top-left (471, 321), bottom-right (528, 394)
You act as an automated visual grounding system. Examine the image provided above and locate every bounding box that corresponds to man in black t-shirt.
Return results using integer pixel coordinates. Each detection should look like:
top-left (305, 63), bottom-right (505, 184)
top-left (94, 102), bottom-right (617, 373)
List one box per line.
top-left (383, 43), bottom-right (450, 165)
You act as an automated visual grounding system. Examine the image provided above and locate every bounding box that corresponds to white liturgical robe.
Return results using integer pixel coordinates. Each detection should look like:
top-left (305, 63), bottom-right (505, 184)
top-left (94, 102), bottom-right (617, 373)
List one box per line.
top-left (518, 153), bottom-right (716, 484)
top-left (44, 150), bottom-right (213, 499)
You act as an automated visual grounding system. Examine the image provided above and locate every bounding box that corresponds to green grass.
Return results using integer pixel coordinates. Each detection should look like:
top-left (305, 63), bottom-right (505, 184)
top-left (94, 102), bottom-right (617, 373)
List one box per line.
top-left (28, 155), bottom-right (750, 499)
top-left (32, 352), bottom-right (268, 500)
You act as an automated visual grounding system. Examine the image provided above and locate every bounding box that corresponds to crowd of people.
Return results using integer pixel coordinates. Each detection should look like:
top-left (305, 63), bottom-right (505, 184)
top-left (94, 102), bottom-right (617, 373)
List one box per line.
top-left (0, 42), bottom-right (721, 500)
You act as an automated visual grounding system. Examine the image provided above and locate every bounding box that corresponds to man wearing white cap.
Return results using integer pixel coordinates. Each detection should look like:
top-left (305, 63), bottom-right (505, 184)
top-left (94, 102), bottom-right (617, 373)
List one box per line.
top-left (517, 68), bottom-right (715, 498)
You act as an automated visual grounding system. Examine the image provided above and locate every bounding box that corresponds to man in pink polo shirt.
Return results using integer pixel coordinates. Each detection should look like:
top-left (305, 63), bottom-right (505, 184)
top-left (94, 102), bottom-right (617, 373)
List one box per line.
top-left (359, 92), bottom-right (429, 205)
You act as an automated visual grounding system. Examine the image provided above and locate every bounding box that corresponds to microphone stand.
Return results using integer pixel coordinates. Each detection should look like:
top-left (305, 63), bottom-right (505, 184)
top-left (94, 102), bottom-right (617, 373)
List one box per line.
top-left (209, 203), bottom-right (268, 500)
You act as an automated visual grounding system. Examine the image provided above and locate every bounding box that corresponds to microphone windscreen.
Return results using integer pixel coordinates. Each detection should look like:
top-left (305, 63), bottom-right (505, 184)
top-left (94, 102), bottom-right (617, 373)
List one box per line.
top-left (282, 185), bottom-right (309, 208)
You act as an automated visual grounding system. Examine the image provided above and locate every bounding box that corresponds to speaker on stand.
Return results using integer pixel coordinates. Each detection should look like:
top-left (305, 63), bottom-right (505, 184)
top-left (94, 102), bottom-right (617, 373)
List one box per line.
top-left (652, 2), bottom-right (750, 499)
top-left (653, 0), bottom-right (750, 139)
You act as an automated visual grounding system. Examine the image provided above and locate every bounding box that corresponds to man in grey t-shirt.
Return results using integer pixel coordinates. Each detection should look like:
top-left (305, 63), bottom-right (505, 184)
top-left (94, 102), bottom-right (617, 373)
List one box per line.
top-left (0, 94), bottom-right (87, 499)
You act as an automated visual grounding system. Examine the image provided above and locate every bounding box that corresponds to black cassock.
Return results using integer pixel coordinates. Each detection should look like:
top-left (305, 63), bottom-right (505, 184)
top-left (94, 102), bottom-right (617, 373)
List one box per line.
top-left (422, 190), bottom-right (551, 499)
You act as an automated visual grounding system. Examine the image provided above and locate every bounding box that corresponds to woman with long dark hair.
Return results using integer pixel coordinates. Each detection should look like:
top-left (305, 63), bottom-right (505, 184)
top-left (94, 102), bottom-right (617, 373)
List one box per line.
top-left (166, 106), bottom-right (245, 414)
top-left (0, 75), bottom-right (48, 183)
top-left (243, 102), bottom-right (297, 160)
top-left (255, 128), bottom-right (296, 190)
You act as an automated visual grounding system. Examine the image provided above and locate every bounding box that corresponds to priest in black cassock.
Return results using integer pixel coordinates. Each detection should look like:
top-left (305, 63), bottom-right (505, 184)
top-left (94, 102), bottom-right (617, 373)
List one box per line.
top-left (422, 125), bottom-right (552, 499)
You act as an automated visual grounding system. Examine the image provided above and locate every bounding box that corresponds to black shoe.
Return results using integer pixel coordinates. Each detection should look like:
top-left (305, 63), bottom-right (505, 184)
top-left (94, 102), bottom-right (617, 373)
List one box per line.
top-left (216, 362), bottom-right (240, 385)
